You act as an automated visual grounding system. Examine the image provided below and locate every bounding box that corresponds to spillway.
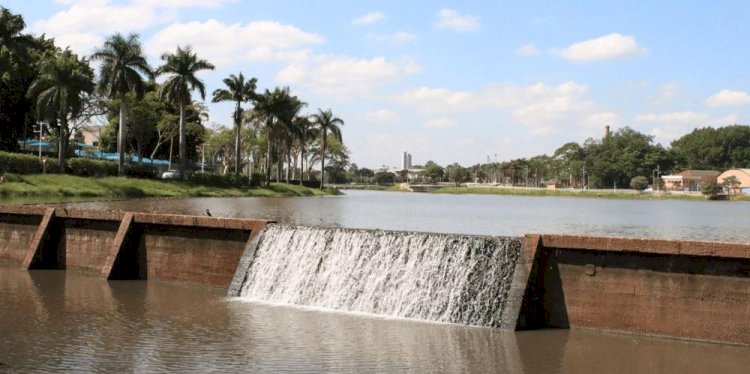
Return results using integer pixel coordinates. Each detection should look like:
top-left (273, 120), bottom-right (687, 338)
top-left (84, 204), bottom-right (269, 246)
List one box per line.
top-left (231, 224), bottom-right (523, 327)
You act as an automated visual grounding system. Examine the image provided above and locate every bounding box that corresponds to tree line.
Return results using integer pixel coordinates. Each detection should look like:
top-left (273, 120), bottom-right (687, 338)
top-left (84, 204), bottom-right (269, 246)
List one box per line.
top-left (350, 125), bottom-right (750, 189)
top-left (0, 7), bottom-right (345, 187)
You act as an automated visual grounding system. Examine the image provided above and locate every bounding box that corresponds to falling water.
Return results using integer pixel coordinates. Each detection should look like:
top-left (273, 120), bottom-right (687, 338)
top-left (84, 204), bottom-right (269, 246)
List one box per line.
top-left (234, 225), bottom-right (523, 327)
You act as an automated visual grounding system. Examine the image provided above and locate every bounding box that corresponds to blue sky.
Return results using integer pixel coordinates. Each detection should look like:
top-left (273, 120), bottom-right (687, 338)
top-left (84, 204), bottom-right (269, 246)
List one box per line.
top-left (6, 0), bottom-right (750, 168)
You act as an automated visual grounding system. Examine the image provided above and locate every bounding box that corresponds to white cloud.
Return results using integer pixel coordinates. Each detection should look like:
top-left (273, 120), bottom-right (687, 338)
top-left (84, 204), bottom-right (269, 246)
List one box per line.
top-left (423, 118), bottom-right (457, 129)
top-left (34, 3), bottom-right (155, 35)
top-left (277, 56), bottom-right (419, 99)
top-left (648, 113), bottom-right (739, 142)
top-left (559, 33), bottom-right (646, 62)
top-left (51, 32), bottom-right (104, 55)
top-left (584, 112), bottom-right (622, 128)
top-left (368, 31), bottom-right (417, 45)
top-left (397, 81), bottom-right (597, 136)
top-left (133, 0), bottom-right (235, 8)
top-left (435, 9), bottom-right (479, 32)
top-left (657, 82), bottom-right (681, 100)
top-left (146, 19), bottom-right (324, 68)
top-left (397, 87), bottom-right (472, 109)
top-left (517, 43), bottom-right (539, 56)
top-left (634, 111), bottom-right (710, 125)
top-left (364, 109), bottom-right (399, 123)
top-left (705, 89), bottom-right (750, 107)
top-left (352, 11), bottom-right (385, 25)
top-left (34, 0), bottom-right (237, 56)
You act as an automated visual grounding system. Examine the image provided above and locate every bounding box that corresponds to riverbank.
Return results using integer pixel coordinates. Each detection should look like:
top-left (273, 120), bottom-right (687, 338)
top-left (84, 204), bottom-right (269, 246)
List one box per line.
top-left (0, 174), bottom-right (339, 200)
top-left (332, 184), bottom-right (402, 192)
top-left (433, 186), bottom-right (750, 201)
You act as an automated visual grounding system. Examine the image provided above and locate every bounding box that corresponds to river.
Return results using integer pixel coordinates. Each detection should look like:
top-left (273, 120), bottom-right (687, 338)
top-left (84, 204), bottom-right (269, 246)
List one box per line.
top-left (65, 190), bottom-right (750, 242)
top-left (1, 190), bottom-right (749, 372)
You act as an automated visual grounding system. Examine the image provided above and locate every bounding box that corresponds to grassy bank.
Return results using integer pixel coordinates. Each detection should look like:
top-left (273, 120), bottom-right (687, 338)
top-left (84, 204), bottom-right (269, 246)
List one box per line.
top-left (0, 174), bottom-right (339, 200)
top-left (334, 184), bottom-right (403, 192)
top-left (432, 186), bottom-right (739, 201)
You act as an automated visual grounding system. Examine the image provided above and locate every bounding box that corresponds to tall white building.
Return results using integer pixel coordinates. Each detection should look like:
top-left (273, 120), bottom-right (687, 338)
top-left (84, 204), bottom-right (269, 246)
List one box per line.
top-left (402, 151), bottom-right (412, 170)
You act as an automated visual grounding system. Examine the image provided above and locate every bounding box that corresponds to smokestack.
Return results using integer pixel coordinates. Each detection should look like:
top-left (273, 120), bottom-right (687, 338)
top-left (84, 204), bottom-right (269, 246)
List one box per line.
top-left (604, 125), bottom-right (610, 139)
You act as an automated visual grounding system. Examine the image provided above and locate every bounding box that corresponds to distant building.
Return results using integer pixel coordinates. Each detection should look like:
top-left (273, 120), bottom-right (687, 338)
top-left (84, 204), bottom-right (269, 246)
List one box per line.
top-left (716, 169), bottom-right (750, 194)
top-left (661, 170), bottom-right (720, 192)
top-left (401, 151), bottom-right (412, 171)
top-left (77, 125), bottom-right (102, 148)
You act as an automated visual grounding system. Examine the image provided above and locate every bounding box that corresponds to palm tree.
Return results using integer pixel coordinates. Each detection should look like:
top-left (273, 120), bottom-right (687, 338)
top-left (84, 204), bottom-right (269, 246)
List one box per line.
top-left (0, 7), bottom-right (35, 73)
top-left (91, 33), bottom-right (153, 176)
top-left (157, 45), bottom-right (215, 179)
top-left (253, 87), bottom-right (308, 184)
top-left (26, 49), bottom-right (94, 170)
top-left (211, 73), bottom-right (257, 179)
top-left (310, 109), bottom-right (344, 188)
top-left (293, 115), bottom-right (318, 184)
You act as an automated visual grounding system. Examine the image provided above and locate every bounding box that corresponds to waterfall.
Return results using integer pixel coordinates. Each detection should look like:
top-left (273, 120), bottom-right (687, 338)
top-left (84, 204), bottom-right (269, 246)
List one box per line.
top-left (233, 225), bottom-right (523, 327)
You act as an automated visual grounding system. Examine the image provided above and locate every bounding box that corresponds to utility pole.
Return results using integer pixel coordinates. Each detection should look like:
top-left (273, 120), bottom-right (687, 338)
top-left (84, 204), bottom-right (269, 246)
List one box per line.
top-left (34, 123), bottom-right (45, 160)
top-left (201, 146), bottom-right (205, 173)
top-left (581, 167), bottom-right (586, 189)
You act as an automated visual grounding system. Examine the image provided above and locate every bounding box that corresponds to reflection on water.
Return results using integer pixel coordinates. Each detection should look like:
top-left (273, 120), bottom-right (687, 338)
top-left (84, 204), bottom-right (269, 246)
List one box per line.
top-left (1, 265), bottom-right (749, 372)
top-left (64, 190), bottom-right (750, 242)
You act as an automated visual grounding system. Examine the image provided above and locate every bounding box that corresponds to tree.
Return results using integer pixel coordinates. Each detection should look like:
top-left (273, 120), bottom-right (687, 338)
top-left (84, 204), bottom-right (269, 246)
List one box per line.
top-left (584, 127), bottom-right (673, 189)
top-left (1, 8), bottom-right (56, 151)
top-left (422, 161), bottom-right (444, 183)
top-left (26, 49), bottom-right (94, 170)
top-left (91, 33), bottom-right (153, 176)
top-left (629, 176), bottom-right (649, 192)
top-left (296, 115), bottom-right (316, 183)
top-left (0, 7), bottom-right (34, 80)
top-left (157, 45), bottom-right (215, 178)
top-left (310, 108), bottom-right (344, 188)
top-left (253, 87), bottom-right (306, 184)
top-left (722, 175), bottom-right (741, 195)
top-left (374, 171), bottom-right (395, 185)
top-left (672, 125), bottom-right (750, 171)
top-left (212, 72), bottom-right (257, 179)
top-left (445, 163), bottom-right (468, 184)
top-left (701, 182), bottom-right (724, 198)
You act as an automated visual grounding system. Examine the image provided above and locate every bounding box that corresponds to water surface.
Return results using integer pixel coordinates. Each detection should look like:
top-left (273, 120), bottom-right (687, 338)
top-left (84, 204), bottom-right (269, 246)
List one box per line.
top-left (65, 190), bottom-right (750, 242)
top-left (2, 265), bottom-right (749, 373)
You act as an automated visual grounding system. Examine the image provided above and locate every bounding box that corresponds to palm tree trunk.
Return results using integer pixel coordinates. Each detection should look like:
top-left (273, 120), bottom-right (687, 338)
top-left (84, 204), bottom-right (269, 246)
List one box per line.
top-left (276, 145), bottom-right (281, 183)
top-left (299, 145), bottom-right (305, 186)
top-left (118, 95), bottom-right (126, 176)
top-left (234, 102), bottom-right (241, 181)
top-left (168, 136), bottom-right (173, 170)
top-left (265, 130), bottom-right (272, 186)
top-left (58, 120), bottom-right (67, 173)
top-left (178, 102), bottom-right (186, 180)
top-left (285, 142), bottom-right (291, 183)
top-left (320, 128), bottom-right (327, 189)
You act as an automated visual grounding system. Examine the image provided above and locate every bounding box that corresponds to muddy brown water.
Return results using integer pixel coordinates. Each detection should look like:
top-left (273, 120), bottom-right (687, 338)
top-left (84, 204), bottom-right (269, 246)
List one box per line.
top-left (2, 190), bottom-right (750, 372)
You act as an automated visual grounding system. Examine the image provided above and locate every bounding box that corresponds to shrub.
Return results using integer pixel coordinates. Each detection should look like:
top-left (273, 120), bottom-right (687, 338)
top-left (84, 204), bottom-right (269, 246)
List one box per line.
top-left (701, 182), bottom-right (724, 197)
top-left (0, 151), bottom-right (43, 174)
top-left (66, 158), bottom-right (118, 177)
top-left (125, 163), bottom-right (159, 179)
top-left (1, 173), bottom-right (24, 182)
top-left (250, 172), bottom-right (265, 187)
top-left (629, 176), bottom-right (649, 192)
top-left (187, 172), bottom-right (250, 188)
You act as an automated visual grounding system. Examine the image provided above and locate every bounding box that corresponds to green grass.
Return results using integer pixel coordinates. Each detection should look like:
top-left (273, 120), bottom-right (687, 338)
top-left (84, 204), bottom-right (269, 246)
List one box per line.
top-left (335, 184), bottom-right (404, 192)
top-left (432, 186), bottom-right (734, 201)
top-left (0, 174), bottom-right (339, 201)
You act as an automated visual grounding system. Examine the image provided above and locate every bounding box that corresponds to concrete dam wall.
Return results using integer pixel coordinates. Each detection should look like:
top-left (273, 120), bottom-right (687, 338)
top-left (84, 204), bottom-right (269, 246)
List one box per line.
top-left (0, 205), bottom-right (269, 288)
top-left (1, 205), bottom-right (750, 345)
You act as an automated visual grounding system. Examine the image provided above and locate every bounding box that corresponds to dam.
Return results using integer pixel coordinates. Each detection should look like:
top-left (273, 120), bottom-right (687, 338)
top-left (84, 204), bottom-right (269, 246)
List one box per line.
top-left (1, 203), bottom-right (749, 347)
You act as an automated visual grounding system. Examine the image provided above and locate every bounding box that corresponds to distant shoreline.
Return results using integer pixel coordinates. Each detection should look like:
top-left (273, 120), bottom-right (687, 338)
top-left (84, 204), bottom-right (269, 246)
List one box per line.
top-left (340, 184), bottom-right (750, 201)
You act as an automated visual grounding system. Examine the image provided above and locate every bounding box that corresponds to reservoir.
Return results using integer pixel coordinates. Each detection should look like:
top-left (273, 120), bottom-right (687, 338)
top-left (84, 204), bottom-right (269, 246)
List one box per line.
top-left (2, 190), bottom-right (750, 372)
